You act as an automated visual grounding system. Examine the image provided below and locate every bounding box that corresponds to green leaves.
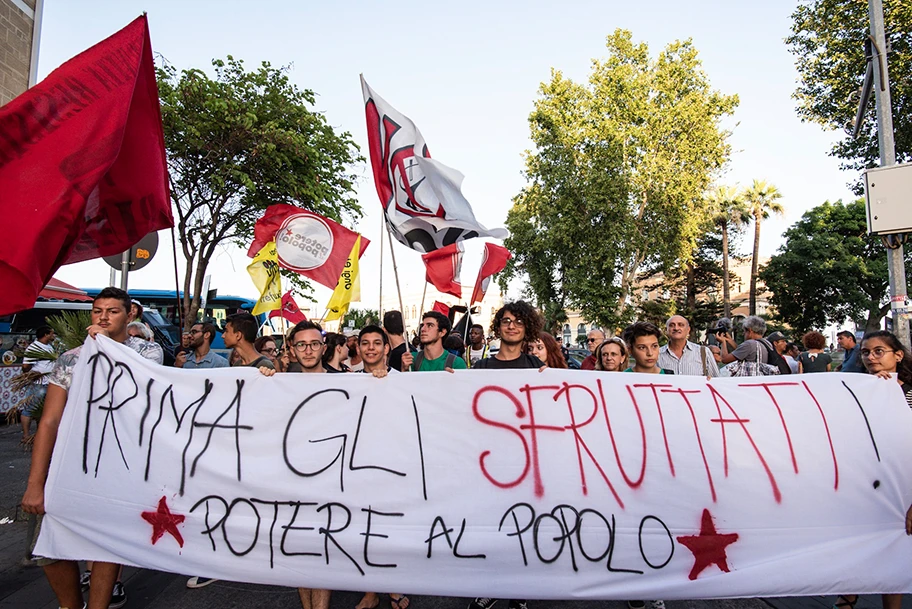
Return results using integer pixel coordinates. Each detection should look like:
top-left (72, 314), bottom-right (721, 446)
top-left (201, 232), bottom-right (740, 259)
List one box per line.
top-left (761, 199), bottom-right (909, 332)
top-left (503, 29), bottom-right (737, 331)
top-left (157, 56), bottom-right (363, 327)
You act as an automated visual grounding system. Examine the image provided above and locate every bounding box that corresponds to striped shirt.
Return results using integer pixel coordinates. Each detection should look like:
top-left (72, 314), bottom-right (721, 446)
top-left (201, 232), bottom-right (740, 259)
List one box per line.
top-left (658, 341), bottom-right (720, 377)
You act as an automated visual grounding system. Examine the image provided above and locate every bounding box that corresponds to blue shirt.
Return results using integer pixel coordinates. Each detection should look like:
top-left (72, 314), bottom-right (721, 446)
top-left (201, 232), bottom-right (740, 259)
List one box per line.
top-left (841, 344), bottom-right (865, 373)
top-left (183, 350), bottom-right (229, 369)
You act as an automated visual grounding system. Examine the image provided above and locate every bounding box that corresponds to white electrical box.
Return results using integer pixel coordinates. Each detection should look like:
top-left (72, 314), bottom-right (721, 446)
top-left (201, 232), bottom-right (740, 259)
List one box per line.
top-left (864, 163), bottom-right (912, 235)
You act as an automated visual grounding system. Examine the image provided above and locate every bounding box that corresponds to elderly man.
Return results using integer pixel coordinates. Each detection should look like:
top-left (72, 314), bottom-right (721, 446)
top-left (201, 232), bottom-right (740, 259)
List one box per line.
top-left (658, 315), bottom-right (719, 377)
top-left (581, 328), bottom-right (606, 370)
top-left (717, 315), bottom-right (790, 374)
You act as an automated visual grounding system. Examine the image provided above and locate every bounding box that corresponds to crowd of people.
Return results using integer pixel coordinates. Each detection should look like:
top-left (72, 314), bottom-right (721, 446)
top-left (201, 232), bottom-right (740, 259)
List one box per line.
top-left (15, 287), bottom-right (912, 609)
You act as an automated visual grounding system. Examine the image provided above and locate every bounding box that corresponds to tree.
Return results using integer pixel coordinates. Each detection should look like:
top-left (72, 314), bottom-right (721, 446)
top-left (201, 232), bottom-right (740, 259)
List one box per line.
top-left (708, 186), bottom-right (750, 318)
top-left (760, 199), bottom-right (912, 333)
top-left (502, 30), bottom-right (738, 329)
top-left (342, 308), bottom-right (379, 330)
top-left (745, 180), bottom-right (783, 316)
top-left (157, 57), bottom-right (363, 329)
top-left (787, 0), bottom-right (912, 184)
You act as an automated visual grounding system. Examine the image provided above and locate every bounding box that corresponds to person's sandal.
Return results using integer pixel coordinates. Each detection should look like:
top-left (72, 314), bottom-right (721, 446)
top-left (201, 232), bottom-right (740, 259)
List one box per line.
top-left (834, 595), bottom-right (858, 609)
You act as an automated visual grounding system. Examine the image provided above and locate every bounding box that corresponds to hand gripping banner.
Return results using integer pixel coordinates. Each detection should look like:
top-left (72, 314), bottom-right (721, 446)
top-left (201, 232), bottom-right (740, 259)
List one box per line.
top-left (36, 337), bottom-right (912, 598)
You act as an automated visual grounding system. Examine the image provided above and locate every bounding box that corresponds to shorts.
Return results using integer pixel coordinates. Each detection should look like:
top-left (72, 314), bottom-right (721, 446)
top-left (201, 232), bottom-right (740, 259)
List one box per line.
top-left (21, 384), bottom-right (47, 417)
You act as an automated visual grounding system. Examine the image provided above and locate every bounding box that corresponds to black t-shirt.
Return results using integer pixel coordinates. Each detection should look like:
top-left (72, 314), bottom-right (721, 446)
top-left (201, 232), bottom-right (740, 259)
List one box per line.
top-left (388, 343), bottom-right (408, 372)
top-left (473, 353), bottom-right (544, 370)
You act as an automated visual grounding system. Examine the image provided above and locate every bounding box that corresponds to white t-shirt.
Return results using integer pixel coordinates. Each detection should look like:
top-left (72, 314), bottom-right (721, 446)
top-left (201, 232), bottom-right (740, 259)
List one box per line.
top-left (23, 340), bottom-right (56, 383)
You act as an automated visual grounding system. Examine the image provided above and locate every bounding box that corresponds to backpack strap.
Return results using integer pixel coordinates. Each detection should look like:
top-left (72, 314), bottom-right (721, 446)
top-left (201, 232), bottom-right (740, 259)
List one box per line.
top-left (445, 352), bottom-right (457, 369)
top-left (413, 351), bottom-right (425, 372)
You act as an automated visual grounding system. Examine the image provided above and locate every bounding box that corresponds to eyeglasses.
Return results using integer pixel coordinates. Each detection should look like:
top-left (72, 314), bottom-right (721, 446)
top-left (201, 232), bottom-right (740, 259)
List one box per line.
top-left (500, 317), bottom-right (524, 327)
top-left (293, 341), bottom-right (324, 352)
top-left (261, 347), bottom-right (277, 355)
top-left (587, 337), bottom-right (602, 343)
top-left (189, 329), bottom-right (202, 335)
top-left (861, 348), bottom-right (895, 359)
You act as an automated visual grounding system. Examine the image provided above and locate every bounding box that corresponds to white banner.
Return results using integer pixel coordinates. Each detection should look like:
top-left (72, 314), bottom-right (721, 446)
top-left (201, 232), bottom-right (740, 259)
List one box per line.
top-left (36, 337), bottom-right (912, 599)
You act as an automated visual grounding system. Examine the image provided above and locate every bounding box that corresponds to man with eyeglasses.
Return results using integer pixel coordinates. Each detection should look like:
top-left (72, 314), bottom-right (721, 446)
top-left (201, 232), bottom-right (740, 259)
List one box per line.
top-left (411, 311), bottom-right (468, 372)
top-left (581, 328), bottom-right (606, 370)
top-left (176, 322), bottom-right (228, 369)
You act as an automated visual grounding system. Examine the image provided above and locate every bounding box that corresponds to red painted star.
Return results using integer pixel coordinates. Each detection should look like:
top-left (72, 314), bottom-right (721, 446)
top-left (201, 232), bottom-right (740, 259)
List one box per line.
top-left (286, 229), bottom-right (293, 236)
top-left (141, 496), bottom-right (185, 548)
top-left (676, 509), bottom-right (739, 580)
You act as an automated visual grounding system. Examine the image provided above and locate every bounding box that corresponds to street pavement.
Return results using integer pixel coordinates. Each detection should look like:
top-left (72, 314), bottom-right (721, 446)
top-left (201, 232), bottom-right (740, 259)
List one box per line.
top-left (0, 421), bottom-right (905, 609)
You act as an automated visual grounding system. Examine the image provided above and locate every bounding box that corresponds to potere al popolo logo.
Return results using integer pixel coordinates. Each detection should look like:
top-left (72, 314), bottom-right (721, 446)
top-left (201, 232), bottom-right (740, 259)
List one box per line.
top-left (275, 214), bottom-right (334, 271)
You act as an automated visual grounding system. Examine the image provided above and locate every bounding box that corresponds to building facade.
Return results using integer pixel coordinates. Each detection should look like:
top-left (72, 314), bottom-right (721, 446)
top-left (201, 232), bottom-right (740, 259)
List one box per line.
top-left (0, 0), bottom-right (41, 107)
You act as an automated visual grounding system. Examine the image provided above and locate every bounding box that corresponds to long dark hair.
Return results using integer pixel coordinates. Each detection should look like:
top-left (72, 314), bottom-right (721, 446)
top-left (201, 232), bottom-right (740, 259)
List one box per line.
top-left (861, 330), bottom-right (912, 385)
top-left (322, 332), bottom-right (347, 367)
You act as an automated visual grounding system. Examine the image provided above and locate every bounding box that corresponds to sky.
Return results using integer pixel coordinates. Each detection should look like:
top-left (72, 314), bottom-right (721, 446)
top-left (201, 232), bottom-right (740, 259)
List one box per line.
top-left (37, 0), bottom-right (859, 310)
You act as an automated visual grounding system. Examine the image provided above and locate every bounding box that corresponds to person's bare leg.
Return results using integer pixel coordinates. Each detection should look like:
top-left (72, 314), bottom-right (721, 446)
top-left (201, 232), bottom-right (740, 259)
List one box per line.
top-left (356, 592), bottom-right (380, 609)
top-left (314, 589), bottom-right (331, 609)
top-left (87, 562), bottom-right (119, 609)
top-left (43, 560), bottom-right (82, 609)
top-left (299, 588), bottom-right (314, 609)
top-left (882, 594), bottom-right (902, 609)
top-left (21, 414), bottom-right (32, 439)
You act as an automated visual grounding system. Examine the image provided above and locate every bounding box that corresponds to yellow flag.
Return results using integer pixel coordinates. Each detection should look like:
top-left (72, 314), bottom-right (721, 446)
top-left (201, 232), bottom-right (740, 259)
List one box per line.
top-left (247, 240), bottom-right (282, 315)
top-left (324, 236), bottom-right (361, 322)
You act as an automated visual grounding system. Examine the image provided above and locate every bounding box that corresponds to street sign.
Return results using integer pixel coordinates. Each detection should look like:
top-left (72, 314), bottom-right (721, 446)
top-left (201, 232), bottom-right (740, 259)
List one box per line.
top-left (103, 231), bottom-right (159, 272)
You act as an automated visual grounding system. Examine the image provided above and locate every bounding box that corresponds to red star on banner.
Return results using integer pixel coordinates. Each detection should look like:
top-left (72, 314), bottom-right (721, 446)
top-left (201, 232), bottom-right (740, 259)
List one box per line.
top-left (141, 496), bottom-right (185, 548)
top-left (676, 509), bottom-right (739, 580)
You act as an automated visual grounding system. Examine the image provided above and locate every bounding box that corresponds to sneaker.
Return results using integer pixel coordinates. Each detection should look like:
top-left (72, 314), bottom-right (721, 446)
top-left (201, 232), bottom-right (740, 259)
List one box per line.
top-left (628, 603), bottom-right (646, 609)
top-left (468, 599), bottom-right (498, 609)
top-left (186, 576), bottom-right (219, 589)
top-left (79, 570), bottom-right (91, 593)
top-left (509, 601), bottom-right (528, 609)
top-left (108, 581), bottom-right (127, 609)
top-left (647, 602), bottom-right (666, 609)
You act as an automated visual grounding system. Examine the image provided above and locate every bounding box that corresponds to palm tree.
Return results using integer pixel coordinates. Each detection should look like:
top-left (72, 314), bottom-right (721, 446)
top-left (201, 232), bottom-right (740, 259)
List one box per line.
top-left (709, 186), bottom-right (750, 318)
top-left (745, 179), bottom-right (784, 316)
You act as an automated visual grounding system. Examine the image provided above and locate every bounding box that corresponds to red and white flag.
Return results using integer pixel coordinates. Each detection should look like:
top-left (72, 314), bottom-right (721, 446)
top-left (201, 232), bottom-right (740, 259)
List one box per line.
top-left (268, 291), bottom-right (307, 324)
top-left (248, 204), bottom-right (369, 291)
top-left (361, 76), bottom-right (507, 253)
top-left (432, 301), bottom-right (451, 317)
top-left (471, 243), bottom-right (512, 304)
top-left (0, 16), bottom-right (173, 315)
top-left (422, 242), bottom-right (464, 298)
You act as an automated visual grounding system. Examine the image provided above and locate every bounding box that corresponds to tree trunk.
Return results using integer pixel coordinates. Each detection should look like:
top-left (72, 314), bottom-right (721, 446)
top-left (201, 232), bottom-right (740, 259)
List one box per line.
top-left (721, 222), bottom-right (731, 319)
top-left (749, 214), bottom-right (761, 316)
top-left (685, 261), bottom-right (697, 340)
top-left (865, 303), bottom-right (891, 334)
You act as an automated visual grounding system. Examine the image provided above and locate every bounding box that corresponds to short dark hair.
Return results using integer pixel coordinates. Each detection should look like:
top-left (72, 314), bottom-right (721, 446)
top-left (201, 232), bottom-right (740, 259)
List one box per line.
top-left (383, 311), bottom-right (404, 335)
top-left (359, 324), bottom-right (389, 346)
top-left (491, 301), bottom-right (543, 340)
top-left (837, 330), bottom-right (856, 343)
top-left (422, 311), bottom-right (451, 338)
top-left (254, 335), bottom-right (277, 353)
top-left (94, 287), bottom-right (131, 313)
top-left (225, 313), bottom-right (258, 344)
top-left (36, 326), bottom-right (53, 339)
top-left (444, 334), bottom-right (465, 353)
top-left (470, 323), bottom-right (484, 332)
top-left (622, 321), bottom-right (662, 347)
top-left (193, 322), bottom-right (219, 346)
top-left (290, 320), bottom-right (323, 342)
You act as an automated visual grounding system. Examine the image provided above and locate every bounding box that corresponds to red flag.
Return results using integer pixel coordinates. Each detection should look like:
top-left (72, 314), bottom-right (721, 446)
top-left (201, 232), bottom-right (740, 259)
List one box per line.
top-left (471, 243), bottom-right (512, 304)
top-left (268, 291), bottom-right (307, 324)
top-left (422, 242), bottom-right (463, 298)
top-left (432, 301), bottom-right (451, 316)
top-left (0, 16), bottom-right (172, 316)
top-left (248, 204), bottom-right (370, 290)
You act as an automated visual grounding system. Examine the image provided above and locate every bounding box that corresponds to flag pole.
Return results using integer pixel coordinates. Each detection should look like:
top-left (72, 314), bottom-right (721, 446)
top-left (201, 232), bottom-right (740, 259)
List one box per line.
top-left (378, 216), bottom-right (385, 319)
top-left (418, 280), bottom-right (428, 317)
top-left (385, 223), bottom-right (406, 316)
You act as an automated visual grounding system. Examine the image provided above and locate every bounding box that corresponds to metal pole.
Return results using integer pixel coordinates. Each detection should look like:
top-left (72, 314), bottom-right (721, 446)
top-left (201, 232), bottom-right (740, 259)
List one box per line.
top-left (385, 223), bottom-right (406, 316)
top-left (378, 216), bottom-right (385, 319)
top-left (119, 251), bottom-right (130, 291)
top-left (868, 0), bottom-right (909, 346)
top-left (109, 266), bottom-right (116, 288)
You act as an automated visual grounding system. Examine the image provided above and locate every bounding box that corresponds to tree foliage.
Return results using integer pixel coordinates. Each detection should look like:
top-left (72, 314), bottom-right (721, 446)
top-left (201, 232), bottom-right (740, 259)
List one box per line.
top-left (342, 307), bottom-right (380, 330)
top-left (708, 186), bottom-right (750, 318)
top-left (157, 56), bottom-right (363, 329)
top-left (788, 0), bottom-right (912, 183)
top-left (502, 30), bottom-right (738, 330)
top-left (760, 199), bottom-right (912, 333)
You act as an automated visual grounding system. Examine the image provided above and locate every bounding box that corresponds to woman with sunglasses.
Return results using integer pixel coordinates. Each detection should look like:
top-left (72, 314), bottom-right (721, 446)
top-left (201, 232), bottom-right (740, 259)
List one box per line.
top-left (595, 337), bottom-right (628, 372)
top-left (833, 330), bottom-right (912, 609)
